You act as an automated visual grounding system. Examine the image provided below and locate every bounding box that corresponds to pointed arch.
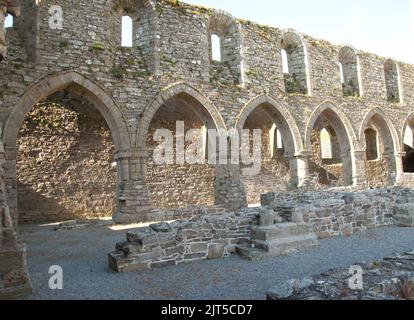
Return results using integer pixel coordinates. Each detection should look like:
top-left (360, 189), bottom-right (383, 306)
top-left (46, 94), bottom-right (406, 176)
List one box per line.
top-left (384, 58), bottom-right (402, 104)
top-left (339, 45), bottom-right (362, 97)
top-left (136, 82), bottom-right (227, 148)
top-left (305, 102), bottom-right (357, 186)
top-left (401, 112), bottom-right (414, 152)
top-left (235, 95), bottom-right (303, 155)
top-left (305, 101), bottom-right (357, 151)
top-left (2, 70), bottom-right (131, 153)
top-left (281, 30), bottom-right (311, 95)
top-left (359, 108), bottom-right (400, 153)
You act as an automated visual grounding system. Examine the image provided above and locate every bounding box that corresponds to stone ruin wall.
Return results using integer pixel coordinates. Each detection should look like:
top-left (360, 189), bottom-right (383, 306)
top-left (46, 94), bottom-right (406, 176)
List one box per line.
top-left (1, 0), bottom-right (414, 298)
top-left (241, 107), bottom-right (290, 205)
top-left (110, 187), bottom-right (414, 272)
top-left (16, 92), bottom-right (117, 224)
top-left (146, 102), bottom-right (216, 209)
top-left (0, 0), bottom-right (414, 224)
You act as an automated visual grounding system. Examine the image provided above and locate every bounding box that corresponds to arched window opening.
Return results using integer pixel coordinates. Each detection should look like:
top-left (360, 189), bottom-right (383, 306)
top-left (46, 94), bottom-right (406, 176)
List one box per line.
top-left (281, 32), bottom-right (309, 95)
top-left (211, 34), bottom-right (222, 62)
top-left (384, 59), bottom-right (401, 103)
top-left (121, 15), bottom-right (133, 47)
top-left (339, 46), bottom-right (360, 97)
top-left (4, 15), bottom-right (13, 28)
top-left (320, 128), bottom-right (333, 160)
top-left (276, 129), bottom-right (283, 150)
top-left (403, 126), bottom-right (414, 173)
top-left (281, 49), bottom-right (289, 74)
top-left (269, 125), bottom-right (284, 157)
top-left (404, 126), bottom-right (414, 149)
top-left (365, 128), bottom-right (378, 161)
top-left (339, 62), bottom-right (344, 84)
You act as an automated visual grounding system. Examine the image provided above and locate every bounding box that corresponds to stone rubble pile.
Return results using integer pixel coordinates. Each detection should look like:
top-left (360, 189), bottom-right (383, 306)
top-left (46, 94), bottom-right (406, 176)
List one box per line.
top-left (267, 250), bottom-right (414, 300)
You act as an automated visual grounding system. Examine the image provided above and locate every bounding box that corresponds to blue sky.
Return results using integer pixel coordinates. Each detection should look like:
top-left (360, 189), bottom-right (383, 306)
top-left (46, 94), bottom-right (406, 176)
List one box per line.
top-left (5, 1), bottom-right (414, 63)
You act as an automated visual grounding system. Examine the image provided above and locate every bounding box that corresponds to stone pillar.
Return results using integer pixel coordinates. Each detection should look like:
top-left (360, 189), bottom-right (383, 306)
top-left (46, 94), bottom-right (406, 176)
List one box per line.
top-left (112, 149), bottom-right (154, 224)
top-left (214, 135), bottom-right (247, 211)
top-left (214, 162), bottom-right (247, 211)
top-left (351, 150), bottom-right (367, 187)
top-left (382, 151), bottom-right (398, 185)
top-left (340, 150), bottom-right (353, 186)
top-left (0, 1), bottom-right (21, 61)
top-left (395, 152), bottom-right (406, 186)
top-left (0, 132), bottom-right (32, 299)
top-left (295, 150), bottom-right (312, 188)
top-left (286, 153), bottom-right (299, 189)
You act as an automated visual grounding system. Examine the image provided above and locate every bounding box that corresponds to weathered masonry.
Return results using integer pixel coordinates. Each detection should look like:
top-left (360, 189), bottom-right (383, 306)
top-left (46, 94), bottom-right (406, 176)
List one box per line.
top-left (1, 0), bottom-right (414, 298)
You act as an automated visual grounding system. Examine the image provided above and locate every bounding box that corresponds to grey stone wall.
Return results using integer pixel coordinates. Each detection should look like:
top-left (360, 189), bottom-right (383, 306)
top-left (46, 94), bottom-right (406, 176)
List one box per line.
top-left (16, 92), bottom-right (117, 224)
top-left (109, 205), bottom-right (257, 272)
top-left (262, 188), bottom-right (414, 239)
top-left (0, 0), bottom-right (414, 224)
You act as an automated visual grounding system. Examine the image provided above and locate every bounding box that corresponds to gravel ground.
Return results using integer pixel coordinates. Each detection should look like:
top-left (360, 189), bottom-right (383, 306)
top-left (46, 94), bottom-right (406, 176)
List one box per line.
top-left (19, 223), bottom-right (414, 300)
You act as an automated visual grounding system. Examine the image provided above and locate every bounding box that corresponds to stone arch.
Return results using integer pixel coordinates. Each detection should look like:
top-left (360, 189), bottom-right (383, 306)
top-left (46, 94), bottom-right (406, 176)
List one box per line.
top-left (2, 71), bottom-right (131, 226)
top-left (235, 95), bottom-right (304, 198)
top-left (359, 108), bottom-right (400, 185)
top-left (402, 112), bottom-right (414, 173)
top-left (339, 45), bottom-right (362, 97)
top-left (359, 108), bottom-right (400, 152)
top-left (401, 112), bottom-right (414, 151)
top-left (137, 82), bottom-right (228, 210)
top-left (305, 102), bottom-right (357, 151)
top-left (112, 0), bottom-right (160, 75)
top-left (384, 58), bottom-right (402, 104)
top-left (3, 71), bottom-right (131, 153)
top-left (207, 10), bottom-right (244, 84)
top-left (235, 95), bottom-right (303, 154)
top-left (305, 102), bottom-right (357, 186)
top-left (280, 30), bottom-right (311, 95)
top-left (136, 82), bottom-right (227, 149)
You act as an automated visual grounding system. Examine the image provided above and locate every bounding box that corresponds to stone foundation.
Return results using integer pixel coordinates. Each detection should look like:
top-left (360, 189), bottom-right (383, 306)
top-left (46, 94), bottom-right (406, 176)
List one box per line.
top-left (261, 188), bottom-right (414, 239)
top-left (109, 187), bottom-right (414, 273)
top-left (394, 203), bottom-right (414, 227)
top-left (109, 206), bottom-right (257, 272)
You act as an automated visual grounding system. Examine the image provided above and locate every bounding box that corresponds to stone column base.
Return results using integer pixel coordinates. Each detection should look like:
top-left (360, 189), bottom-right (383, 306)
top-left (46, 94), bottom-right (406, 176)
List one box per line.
top-left (0, 243), bottom-right (32, 300)
top-left (114, 180), bottom-right (156, 224)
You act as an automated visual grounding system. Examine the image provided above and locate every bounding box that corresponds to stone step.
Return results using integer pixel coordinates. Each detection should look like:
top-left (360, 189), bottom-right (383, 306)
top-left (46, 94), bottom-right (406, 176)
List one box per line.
top-left (253, 233), bottom-right (319, 255)
top-left (252, 222), bottom-right (314, 241)
top-left (249, 222), bottom-right (319, 256)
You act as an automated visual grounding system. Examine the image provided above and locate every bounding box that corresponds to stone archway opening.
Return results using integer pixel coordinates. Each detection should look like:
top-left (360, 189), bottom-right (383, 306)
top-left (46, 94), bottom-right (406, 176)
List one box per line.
top-left (403, 121), bottom-right (414, 173)
top-left (240, 103), bottom-right (295, 205)
top-left (362, 114), bottom-right (397, 187)
top-left (3, 72), bottom-right (131, 228)
top-left (15, 90), bottom-right (117, 224)
top-left (308, 109), bottom-right (353, 188)
top-left (145, 93), bottom-right (217, 210)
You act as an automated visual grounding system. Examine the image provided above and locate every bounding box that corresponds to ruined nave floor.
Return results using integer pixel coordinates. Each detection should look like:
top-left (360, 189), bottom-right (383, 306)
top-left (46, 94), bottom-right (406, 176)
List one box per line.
top-left (19, 222), bottom-right (414, 300)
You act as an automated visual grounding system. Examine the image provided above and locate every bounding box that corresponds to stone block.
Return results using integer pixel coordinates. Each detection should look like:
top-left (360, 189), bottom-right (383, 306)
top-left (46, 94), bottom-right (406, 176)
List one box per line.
top-left (190, 242), bottom-right (208, 253)
top-left (207, 243), bottom-right (225, 259)
top-left (150, 222), bottom-right (172, 233)
top-left (151, 260), bottom-right (177, 269)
